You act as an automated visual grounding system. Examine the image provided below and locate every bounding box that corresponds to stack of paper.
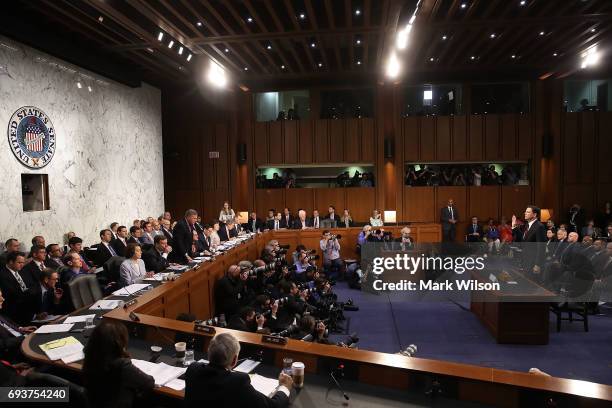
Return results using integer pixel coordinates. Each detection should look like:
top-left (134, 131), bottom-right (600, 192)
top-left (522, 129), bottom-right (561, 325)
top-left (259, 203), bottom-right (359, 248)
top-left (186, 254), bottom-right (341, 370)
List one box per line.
top-left (39, 336), bottom-right (84, 361)
top-left (89, 299), bottom-right (122, 310)
top-left (167, 265), bottom-right (188, 272)
top-left (165, 379), bottom-right (185, 391)
top-left (64, 314), bottom-right (96, 324)
top-left (234, 359), bottom-right (260, 374)
top-left (34, 324), bottom-right (74, 334)
top-left (131, 359), bottom-right (187, 387)
top-left (113, 284), bottom-right (151, 296)
top-left (143, 273), bottom-right (166, 281)
top-left (250, 374), bottom-right (279, 397)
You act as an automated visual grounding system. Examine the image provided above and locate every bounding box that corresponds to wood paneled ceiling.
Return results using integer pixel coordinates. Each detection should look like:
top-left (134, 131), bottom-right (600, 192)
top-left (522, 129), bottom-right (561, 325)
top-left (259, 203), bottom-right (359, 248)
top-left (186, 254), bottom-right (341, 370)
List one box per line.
top-left (3, 0), bottom-right (612, 89)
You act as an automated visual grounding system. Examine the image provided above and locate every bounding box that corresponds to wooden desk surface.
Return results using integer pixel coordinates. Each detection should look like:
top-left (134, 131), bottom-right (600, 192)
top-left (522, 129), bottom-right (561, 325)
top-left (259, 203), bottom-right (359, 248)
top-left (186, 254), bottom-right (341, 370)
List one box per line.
top-left (21, 227), bottom-right (612, 407)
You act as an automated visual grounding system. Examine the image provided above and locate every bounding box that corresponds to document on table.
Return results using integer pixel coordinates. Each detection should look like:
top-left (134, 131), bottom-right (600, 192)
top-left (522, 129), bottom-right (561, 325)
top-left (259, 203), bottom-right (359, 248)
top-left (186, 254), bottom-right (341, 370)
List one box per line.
top-left (164, 379), bottom-right (185, 391)
top-left (249, 374), bottom-right (279, 397)
top-left (39, 336), bottom-right (84, 361)
top-left (143, 273), bottom-right (166, 281)
top-left (112, 284), bottom-right (151, 296)
top-left (34, 324), bottom-right (74, 334)
top-left (167, 265), bottom-right (188, 272)
top-left (61, 350), bottom-right (85, 364)
top-left (31, 314), bottom-right (63, 323)
top-left (234, 359), bottom-right (260, 374)
top-left (64, 314), bottom-right (96, 324)
top-left (131, 359), bottom-right (187, 387)
top-left (89, 299), bottom-right (122, 310)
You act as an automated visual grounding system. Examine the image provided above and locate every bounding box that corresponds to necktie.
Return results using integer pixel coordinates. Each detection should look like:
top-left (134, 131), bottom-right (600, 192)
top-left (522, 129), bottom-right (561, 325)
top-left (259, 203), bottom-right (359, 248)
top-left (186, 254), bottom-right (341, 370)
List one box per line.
top-left (38, 262), bottom-right (44, 272)
top-left (449, 207), bottom-right (453, 219)
top-left (108, 244), bottom-right (117, 257)
top-left (12, 270), bottom-right (27, 291)
top-left (275, 221), bottom-right (279, 230)
top-left (315, 218), bottom-right (318, 228)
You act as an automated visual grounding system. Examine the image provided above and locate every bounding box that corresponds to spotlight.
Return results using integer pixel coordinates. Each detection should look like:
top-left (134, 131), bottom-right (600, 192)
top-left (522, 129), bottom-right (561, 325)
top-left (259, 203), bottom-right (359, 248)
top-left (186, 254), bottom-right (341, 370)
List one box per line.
top-left (311, 42), bottom-right (316, 48)
top-left (76, 82), bottom-right (82, 89)
top-left (157, 32), bottom-right (164, 41)
top-left (247, 17), bottom-right (253, 23)
top-left (186, 54), bottom-right (192, 62)
top-left (520, 0), bottom-right (526, 5)
top-left (356, 39), bottom-right (361, 45)
top-left (318, 62), bottom-right (323, 67)
top-left (267, 45), bottom-right (272, 50)
top-left (553, 52), bottom-right (558, 56)
top-left (442, 35), bottom-right (447, 40)
top-left (461, 3), bottom-right (467, 9)
top-left (386, 52), bottom-right (400, 78)
top-left (207, 60), bottom-right (227, 88)
top-left (225, 48), bottom-right (229, 53)
top-left (299, 13), bottom-right (305, 19)
top-left (470, 55), bottom-right (477, 60)
top-left (581, 46), bottom-right (600, 69)
top-left (591, 28), bottom-right (596, 32)
top-left (511, 54), bottom-right (516, 59)
top-left (178, 46), bottom-right (183, 55)
top-left (244, 67), bottom-right (248, 71)
top-left (539, 31), bottom-right (545, 36)
top-left (281, 65), bottom-right (285, 69)
top-left (429, 57), bottom-right (435, 62)
top-left (490, 33), bottom-right (496, 39)
top-left (396, 24), bottom-right (413, 50)
top-left (357, 60), bottom-right (361, 65)
top-left (355, 9), bottom-right (361, 15)
top-left (168, 40), bottom-right (174, 48)
top-left (196, 22), bottom-right (202, 27)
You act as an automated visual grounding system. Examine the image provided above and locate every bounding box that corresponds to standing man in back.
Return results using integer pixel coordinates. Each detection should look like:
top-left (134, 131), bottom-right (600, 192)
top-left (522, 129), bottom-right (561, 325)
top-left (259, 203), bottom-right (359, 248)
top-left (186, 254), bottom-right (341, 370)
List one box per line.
top-left (441, 199), bottom-right (459, 242)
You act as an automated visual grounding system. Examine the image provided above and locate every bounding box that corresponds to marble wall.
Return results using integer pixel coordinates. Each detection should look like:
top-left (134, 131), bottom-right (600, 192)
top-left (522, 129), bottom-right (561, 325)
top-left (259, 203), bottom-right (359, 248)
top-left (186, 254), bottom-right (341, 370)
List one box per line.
top-left (0, 36), bottom-right (164, 248)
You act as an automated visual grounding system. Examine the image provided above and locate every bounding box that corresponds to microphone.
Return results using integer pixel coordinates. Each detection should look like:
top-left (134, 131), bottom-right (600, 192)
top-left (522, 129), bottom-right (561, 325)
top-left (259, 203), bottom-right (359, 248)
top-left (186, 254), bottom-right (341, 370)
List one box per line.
top-left (330, 364), bottom-right (349, 400)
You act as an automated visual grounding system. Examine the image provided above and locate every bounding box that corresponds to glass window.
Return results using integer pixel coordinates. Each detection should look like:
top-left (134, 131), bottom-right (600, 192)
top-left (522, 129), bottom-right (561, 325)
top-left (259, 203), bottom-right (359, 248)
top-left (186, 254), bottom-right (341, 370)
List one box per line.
top-left (320, 89), bottom-right (374, 119)
top-left (471, 82), bottom-right (530, 114)
top-left (22, 174), bottom-right (50, 211)
top-left (403, 84), bottom-right (462, 116)
top-left (563, 79), bottom-right (611, 112)
top-left (254, 90), bottom-right (310, 121)
top-left (404, 162), bottom-right (529, 187)
top-left (256, 165), bottom-right (375, 189)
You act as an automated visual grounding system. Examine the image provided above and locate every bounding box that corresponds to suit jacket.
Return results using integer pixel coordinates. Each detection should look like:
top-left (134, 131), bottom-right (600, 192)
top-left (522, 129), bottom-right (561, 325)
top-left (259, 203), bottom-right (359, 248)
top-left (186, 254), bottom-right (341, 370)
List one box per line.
top-left (218, 224), bottom-right (238, 242)
top-left (440, 206), bottom-right (459, 228)
top-left (244, 218), bottom-right (264, 233)
top-left (45, 257), bottom-right (63, 270)
top-left (0, 266), bottom-right (40, 325)
top-left (465, 224), bottom-right (484, 242)
top-left (161, 227), bottom-right (174, 245)
top-left (292, 218), bottom-right (309, 230)
top-left (141, 247), bottom-right (169, 273)
top-left (515, 220), bottom-right (547, 243)
top-left (21, 261), bottom-right (45, 288)
top-left (37, 285), bottom-right (62, 315)
top-left (514, 220), bottom-right (547, 270)
top-left (266, 219), bottom-right (282, 231)
top-left (127, 236), bottom-right (140, 245)
top-left (325, 213), bottom-right (339, 222)
top-left (309, 216), bottom-right (322, 229)
top-left (184, 363), bottom-right (289, 408)
top-left (93, 243), bottom-right (117, 267)
top-left (140, 232), bottom-right (155, 246)
top-left (171, 219), bottom-right (196, 263)
top-left (111, 238), bottom-right (128, 258)
top-left (0, 313), bottom-right (24, 361)
top-left (280, 215), bottom-right (294, 229)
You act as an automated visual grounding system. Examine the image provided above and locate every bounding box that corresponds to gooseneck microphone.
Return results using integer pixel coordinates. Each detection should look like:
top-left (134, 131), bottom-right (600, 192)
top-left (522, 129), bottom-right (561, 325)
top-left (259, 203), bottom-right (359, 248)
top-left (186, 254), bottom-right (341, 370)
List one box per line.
top-left (329, 364), bottom-right (350, 401)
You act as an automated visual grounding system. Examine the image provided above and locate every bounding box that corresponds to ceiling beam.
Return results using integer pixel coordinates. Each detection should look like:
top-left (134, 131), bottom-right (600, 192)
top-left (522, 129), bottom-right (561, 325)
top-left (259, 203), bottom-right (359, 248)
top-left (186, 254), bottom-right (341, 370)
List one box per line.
top-left (284, 0), bottom-right (317, 70)
top-left (263, 0), bottom-right (305, 73)
top-left (305, 0), bottom-right (330, 71)
top-left (324, 0), bottom-right (343, 70)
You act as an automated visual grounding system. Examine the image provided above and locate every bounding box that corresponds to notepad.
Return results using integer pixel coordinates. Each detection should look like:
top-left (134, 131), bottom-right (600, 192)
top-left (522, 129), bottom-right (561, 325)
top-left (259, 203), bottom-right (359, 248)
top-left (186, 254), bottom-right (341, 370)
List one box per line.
top-left (39, 336), bottom-right (83, 361)
top-left (89, 299), bottom-right (122, 310)
top-left (250, 374), bottom-right (279, 397)
top-left (64, 314), bottom-right (96, 324)
top-left (234, 359), bottom-right (260, 374)
top-left (165, 379), bottom-right (185, 391)
top-left (113, 284), bottom-right (151, 296)
top-left (61, 350), bottom-right (85, 364)
top-left (131, 359), bottom-right (187, 387)
top-left (34, 323), bottom-right (74, 334)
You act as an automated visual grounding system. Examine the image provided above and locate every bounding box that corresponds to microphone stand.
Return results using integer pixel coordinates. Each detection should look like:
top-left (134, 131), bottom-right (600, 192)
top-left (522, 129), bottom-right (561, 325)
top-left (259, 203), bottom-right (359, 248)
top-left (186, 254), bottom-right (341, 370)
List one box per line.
top-left (328, 366), bottom-right (350, 401)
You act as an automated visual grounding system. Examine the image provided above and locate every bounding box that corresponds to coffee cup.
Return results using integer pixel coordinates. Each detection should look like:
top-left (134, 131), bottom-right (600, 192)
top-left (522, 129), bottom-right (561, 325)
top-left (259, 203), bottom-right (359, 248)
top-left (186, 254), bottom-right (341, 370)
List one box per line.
top-left (175, 342), bottom-right (186, 361)
top-left (291, 362), bottom-right (304, 388)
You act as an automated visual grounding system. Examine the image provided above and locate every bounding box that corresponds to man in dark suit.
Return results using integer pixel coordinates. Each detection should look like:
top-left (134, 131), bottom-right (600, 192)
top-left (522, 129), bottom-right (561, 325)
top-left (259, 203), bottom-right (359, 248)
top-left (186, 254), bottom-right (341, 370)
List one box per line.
top-left (280, 208), bottom-right (293, 229)
top-left (440, 199), bottom-right (459, 242)
top-left (227, 306), bottom-right (266, 333)
top-left (142, 235), bottom-right (171, 273)
top-left (214, 265), bottom-right (248, 319)
top-left (184, 332), bottom-right (292, 408)
top-left (244, 212), bottom-right (264, 233)
top-left (218, 221), bottom-right (238, 242)
top-left (94, 229), bottom-right (119, 267)
top-left (170, 209), bottom-right (199, 264)
top-left (36, 268), bottom-right (63, 318)
top-left (21, 245), bottom-right (47, 287)
top-left (44, 244), bottom-right (64, 269)
top-left (465, 217), bottom-right (484, 243)
top-left (309, 209), bottom-right (321, 229)
top-left (266, 213), bottom-right (282, 231)
top-left (160, 219), bottom-right (174, 245)
top-left (0, 252), bottom-right (40, 325)
top-left (0, 292), bottom-right (36, 361)
top-left (325, 205), bottom-right (339, 222)
top-left (512, 205), bottom-right (547, 277)
top-left (292, 209), bottom-right (309, 230)
top-left (127, 226), bottom-right (142, 245)
top-left (0, 239), bottom-right (21, 267)
top-left (111, 226), bottom-right (129, 257)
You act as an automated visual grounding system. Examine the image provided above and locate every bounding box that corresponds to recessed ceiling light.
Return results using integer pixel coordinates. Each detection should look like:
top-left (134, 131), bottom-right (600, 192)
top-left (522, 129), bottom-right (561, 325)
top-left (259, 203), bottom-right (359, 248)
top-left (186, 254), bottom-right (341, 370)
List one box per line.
top-left (247, 17), bottom-right (253, 23)
top-left (470, 55), bottom-right (476, 60)
top-left (244, 67), bottom-right (248, 71)
top-left (311, 42), bottom-right (316, 48)
top-left (461, 3), bottom-right (467, 9)
top-left (299, 13), bottom-right (305, 19)
top-left (519, 0), bottom-right (526, 5)
top-left (281, 65), bottom-right (285, 69)
top-left (318, 62), bottom-right (323, 67)
top-left (511, 54), bottom-right (516, 59)
top-left (76, 82), bottom-right (82, 89)
top-left (196, 22), bottom-right (202, 27)
top-left (442, 35), bottom-right (447, 40)
top-left (178, 46), bottom-right (183, 55)
top-left (225, 48), bottom-right (229, 53)
top-left (490, 33), bottom-right (496, 39)
top-left (356, 39), bottom-right (361, 45)
top-left (157, 32), bottom-right (164, 41)
top-left (553, 52), bottom-right (558, 56)
top-left (357, 60), bottom-right (361, 65)
top-left (539, 31), bottom-right (545, 36)
top-left (168, 40), bottom-right (174, 48)
top-left (87, 85), bottom-right (92, 92)
top-left (591, 28), bottom-right (596, 32)
top-left (430, 57), bottom-right (435, 61)
top-left (186, 54), bottom-right (192, 62)
top-left (355, 9), bottom-right (361, 15)
top-left (98, 16), bottom-right (104, 23)
top-left (266, 45), bottom-right (272, 50)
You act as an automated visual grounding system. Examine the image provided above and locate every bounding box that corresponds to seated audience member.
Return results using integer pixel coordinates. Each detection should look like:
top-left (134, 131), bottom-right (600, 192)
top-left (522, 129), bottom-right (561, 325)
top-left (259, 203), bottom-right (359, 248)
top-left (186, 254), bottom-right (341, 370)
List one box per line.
top-left (266, 209), bottom-right (275, 223)
top-left (171, 209), bottom-right (199, 264)
top-left (83, 320), bottom-right (154, 408)
top-left (151, 219), bottom-right (163, 237)
top-left (36, 268), bottom-right (63, 319)
top-left (370, 209), bottom-right (384, 227)
top-left (310, 209), bottom-right (321, 229)
top-left (0, 288), bottom-right (36, 363)
top-left (68, 236), bottom-right (93, 271)
top-left (21, 245), bottom-right (47, 286)
top-left (267, 213), bottom-right (282, 231)
top-left (581, 219), bottom-right (600, 239)
top-left (466, 217), bottom-right (484, 243)
top-left (111, 225), bottom-right (129, 257)
top-left (396, 227), bottom-right (415, 250)
top-left (45, 244), bottom-right (64, 269)
top-left (62, 232), bottom-right (75, 254)
top-left (280, 208), bottom-right (293, 229)
top-left (219, 220), bottom-right (238, 242)
top-left (0, 252), bottom-right (40, 325)
top-left (60, 252), bottom-right (93, 286)
top-left (132, 219), bottom-right (141, 227)
top-left (162, 211), bottom-right (172, 223)
top-left (109, 222), bottom-right (119, 240)
top-left (185, 332), bottom-right (292, 408)
top-left (160, 218), bottom-right (174, 245)
top-left (326, 206), bottom-right (339, 223)
top-left (219, 201), bottom-right (236, 224)
top-left (245, 212), bottom-right (264, 233)
top-left (96, 229), bottom-right (119, 267)
top-left (485, 219), bottom-right (501, 253)
top-left (140, 222), bottom-right (155, 246)
top-left (209, 220), bottom-right (221, 250)
top-left (499, 217), bottom-right (513, 243)
top-left (544, 229), bottom-right (557, 261)
top-left (214, 265), bottom-right (248, 319)
top-left (340, 209), bottom-right (354, 228)
top-left (551, 229), bottom-right (569, 261)
top-left (127, 226), bottom-right (143, 245)
top-left (293, 209), bottom-right (309, 230)
top-left (227, 306), bottom-right (267, 333)
top-left (320, 230), bottom-right (344, 279)
top-left (142, 235), bottom-right (171, 273)
top-left (0, 239), bottom-right (20, 266)
top-left (28, 236), bottom-right (45, 258)
top-left (194, 224), bottom-right (213, 256)
top-left (119, 244), bottom-right (152, 286)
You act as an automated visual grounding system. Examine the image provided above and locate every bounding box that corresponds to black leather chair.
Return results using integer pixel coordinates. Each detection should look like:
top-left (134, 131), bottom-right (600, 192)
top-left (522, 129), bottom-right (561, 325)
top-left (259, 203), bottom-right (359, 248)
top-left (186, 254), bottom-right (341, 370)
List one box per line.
top-left (27, 372), bottom-right (89, 408)
top-left (67, 274), bottom-right (103, 309)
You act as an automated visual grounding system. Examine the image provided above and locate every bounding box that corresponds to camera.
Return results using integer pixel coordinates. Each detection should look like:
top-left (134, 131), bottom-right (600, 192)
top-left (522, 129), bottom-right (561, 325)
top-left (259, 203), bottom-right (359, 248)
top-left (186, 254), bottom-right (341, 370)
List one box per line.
top-left (329, 234), bottom-right (342, 240)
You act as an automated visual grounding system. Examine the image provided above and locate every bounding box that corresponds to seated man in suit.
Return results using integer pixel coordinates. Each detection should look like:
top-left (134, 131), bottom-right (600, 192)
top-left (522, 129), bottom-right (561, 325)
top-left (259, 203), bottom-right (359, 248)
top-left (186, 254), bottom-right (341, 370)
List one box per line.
top-left (0, 252), bottom-right (40, 325)
top-left (194, 224), bottom-right (214, 256)
top-left (465, 217), bottom-right (484, 242)
top-left (35, 268), bottom-right (63, 320)
top-left (27, 236), bottom-right (45, 258)
top-left (292, 209), bottom-right (309, 230)
top-left (160, 218), bottom-right (174, 245)
top-left (67, 237), bottom-right (93, 272)
top-left (280, 208), bottom-right (293, 229)
top-left (142, 235), bottom-right (172, 273)
top-left (140, 221), bottom-right (156, 246)
top-left (310, 209), bottom-right (321, 229)
top-left (266, 212), bottom-right (283, 231)
top-left (59, 252), bottom-right (92, 287)
top-left (127, 226), bottom-right (143, 244)
top-left (244, 212), bottom-right (264, 233)
top-left (0, 287), bottom-right (36, 363)
top-left (21, 245), bottom-right (47, 287)
top-left (44, 244), bottom-right (64, 269)
top-left (325, 205), bottom-right (339, 223)
top-left (0, 239), bottom-right (20, 267)
top-left (184, 332), bottom-right (292, 408)
top-left (95, 229), bottom-right (119, 267)
top-left (227, 306), bottom-right (267, 333)
top-left (218, 220), bottom-right (239, 242)
top-left (111, 225), bottom-right (129, 257)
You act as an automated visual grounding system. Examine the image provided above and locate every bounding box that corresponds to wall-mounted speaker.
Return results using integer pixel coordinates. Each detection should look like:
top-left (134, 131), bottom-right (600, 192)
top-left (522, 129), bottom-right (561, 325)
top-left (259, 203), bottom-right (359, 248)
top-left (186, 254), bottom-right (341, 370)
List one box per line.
top-left (384, 138), bottom-right (394, 159)
top-left (237, 143), bottom-right (247, 163)
top-left (542, 133), bottom-right (553, 158)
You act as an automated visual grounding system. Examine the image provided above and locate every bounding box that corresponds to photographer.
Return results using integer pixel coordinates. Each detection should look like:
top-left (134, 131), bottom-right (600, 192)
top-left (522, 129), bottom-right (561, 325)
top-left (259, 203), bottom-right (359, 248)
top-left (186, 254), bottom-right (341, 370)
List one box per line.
top-left (227, 306), bottom-right (268, 334)
top-left (395, 226), bottom-right (415, 251)
top-left (293, 251), bottom-right (318, 282)
top-left (320, 230), bottom-right (344, 280)
top-left (214, 265), bottom-right (249, 320)
top-left (252, 294), bottom-right (280, 331)
top-left (291, 315), bottom-right (331, 344)
top-left (276, 281), bottom-right (308, 329)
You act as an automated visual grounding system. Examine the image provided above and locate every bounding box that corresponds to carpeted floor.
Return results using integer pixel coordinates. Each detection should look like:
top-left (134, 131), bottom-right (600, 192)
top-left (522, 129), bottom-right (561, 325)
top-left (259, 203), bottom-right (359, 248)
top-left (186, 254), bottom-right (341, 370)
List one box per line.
top-left (331, 282), bottom-right (612, 385)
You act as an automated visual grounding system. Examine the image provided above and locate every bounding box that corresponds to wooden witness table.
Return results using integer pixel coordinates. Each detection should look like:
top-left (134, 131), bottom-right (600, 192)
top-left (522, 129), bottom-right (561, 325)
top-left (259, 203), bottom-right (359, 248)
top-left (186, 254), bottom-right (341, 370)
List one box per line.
top-left (21, 226), bottom-right (612, 407)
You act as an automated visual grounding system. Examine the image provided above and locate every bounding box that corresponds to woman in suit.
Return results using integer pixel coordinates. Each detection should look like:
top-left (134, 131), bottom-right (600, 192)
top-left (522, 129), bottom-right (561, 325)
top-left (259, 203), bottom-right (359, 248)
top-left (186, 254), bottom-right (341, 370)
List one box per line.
top-left (119, 244), bottom-right (152, 286)
top-left (218, 202), bottom-right (236, 224)
top-left (83, 320), bottom-right (154, 408)
top-left (340, 209), bottom-right (354, 228)
top-left (210, 220), bottom-right (221, 250)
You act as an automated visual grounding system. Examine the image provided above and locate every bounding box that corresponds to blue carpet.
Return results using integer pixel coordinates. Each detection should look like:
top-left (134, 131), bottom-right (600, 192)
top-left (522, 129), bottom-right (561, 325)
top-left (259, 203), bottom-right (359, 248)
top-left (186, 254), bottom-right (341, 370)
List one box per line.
top-left (332, 282), bottom-right (612, 385)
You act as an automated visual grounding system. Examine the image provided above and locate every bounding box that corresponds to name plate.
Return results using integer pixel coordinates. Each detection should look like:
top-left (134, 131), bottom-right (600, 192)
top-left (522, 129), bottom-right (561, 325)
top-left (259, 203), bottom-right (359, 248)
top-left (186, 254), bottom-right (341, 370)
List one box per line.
top-left (122, 299), bottom-right (138, 309)
top-left (262, 335), bottom-right (287, 346)
top-left (194, 324), bottom-right (216, 334)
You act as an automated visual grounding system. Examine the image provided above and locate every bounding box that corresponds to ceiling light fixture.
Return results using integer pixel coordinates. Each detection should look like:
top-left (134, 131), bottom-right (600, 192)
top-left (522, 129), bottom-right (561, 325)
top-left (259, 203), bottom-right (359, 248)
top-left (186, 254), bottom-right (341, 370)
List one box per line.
top-left (225, 48), bottom-right (229, 53)
top-left (76, 82), bottom-right (82, 89)
top-left (355, 9), bottom-right (361, 16)
top-left (386, 52), bottom-right (400, 78)
top-left (267, 45), bottom-right (272, 50)
top-left (186, 54), bottom-right (192, 62)
top-left (244, 67), bottom-right (248, 71)
top-left (539, 31), bottom-right (545, 36)
top-left (520, 0), bottom-right (526, 5)
top-left (318, 62), bottom-right (323, 67)
top-left (196, 22), bottom-right (202, 27)
top-left (281, 65), bottom-right (285, 69)
top-left (490, 33), bottom-right (496, 39)
top-left (470, 55), bottom-right (476, 60)
top-left (311, 42), bottom-right (316, 48)
top-left (430, 57), bottom-right (435, 61)
top-left (553, 52), bottom-right (558, 56)
top-left (98, 16), bottom-right (104, 23)
top-left (591, 28), bottom-right (596, 32)
top-left (511, 54), bottom-right (516, 59)
top-left (168, 40), bottom-right (174, 48)
top-left (87, 85), bottom-right (92, 92)
top-left (157, 32), bottom-right (164, 41)
top-left (178, 46), bottom-right (183, 55)
top-left (357, 60), bottom-right (361, 65)
top-left (442, 35), bottom-right (447, 40)
top-left (581, 46), bottom-right (600, 69)
top-left (461, 3), bottom-right (467, 9)
top-left (207, 60), bottom-right (227, 88)
top-left (396, 24), bottom-right (413, 49)
top-left (247, 17), bottom-right (253, 23)
top-left (356, 39), bottom-right (361, 45)
top-left (299, 13), bottom-right (305, 19)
